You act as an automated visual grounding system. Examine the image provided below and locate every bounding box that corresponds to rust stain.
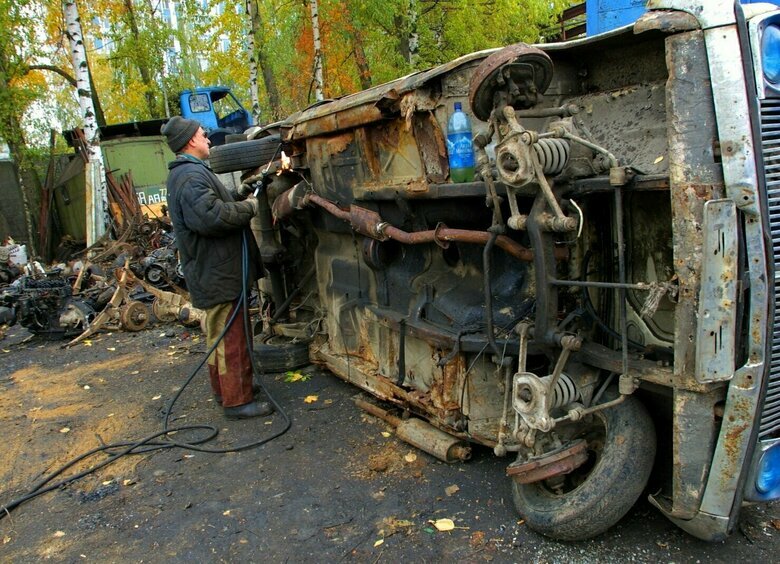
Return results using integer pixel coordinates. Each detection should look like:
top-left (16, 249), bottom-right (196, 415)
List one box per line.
top-left (370, 120), bottom-right (403, 150)
top-left (430, 351), bottom-right (465, 412)
top-left (721, 397), bottom-right (751, 487)
top-left (355, 127), bottom-right (380, 178)
top-left (326, 132), bottom-right (354, 154)
top-left (406, 179), bottom-right (428, 193)
top-left (414, 112), bottom-right (448, 183)
top-left (291, 103), bottom-right (385, 139)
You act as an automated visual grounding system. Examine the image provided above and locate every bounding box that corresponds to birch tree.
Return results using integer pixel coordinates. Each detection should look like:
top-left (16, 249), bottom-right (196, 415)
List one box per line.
top-left (247, 0), bottom-right (282, 121)
top-left (64, 0), bottom-right (107, 244)
top-left (308, 0), bottom-right (324, 101)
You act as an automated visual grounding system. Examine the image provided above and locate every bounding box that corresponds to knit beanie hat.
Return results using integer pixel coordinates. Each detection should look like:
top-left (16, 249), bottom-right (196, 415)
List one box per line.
top-left (161, 116), bottom-right (200, 153)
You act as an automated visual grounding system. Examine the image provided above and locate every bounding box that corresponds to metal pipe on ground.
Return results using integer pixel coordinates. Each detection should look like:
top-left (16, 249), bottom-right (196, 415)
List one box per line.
top-left (354, 398), bottom-right (472, 462)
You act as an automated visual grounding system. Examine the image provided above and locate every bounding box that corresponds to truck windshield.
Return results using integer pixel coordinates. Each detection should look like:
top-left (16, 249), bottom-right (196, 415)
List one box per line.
top-left (188, 93), bottom-right (210, 114)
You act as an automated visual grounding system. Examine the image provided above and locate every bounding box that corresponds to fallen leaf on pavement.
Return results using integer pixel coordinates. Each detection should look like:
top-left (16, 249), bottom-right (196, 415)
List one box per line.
top-left (373, 539), bottom-right (384, 547)
top-left (377, 517), bottom-right (414, 537)
top-left (381, 432), bottom-right (391, 438)
top-left (404, 452), bottom-right (417, 463)
top-left (223, 510), bottom-right (231, 516)
top-left (3, 536), bottom-right (11, 544)
top-left (445, 484), bottom-right (460, 496)
top-left (53, 531), bottom-right (65, 537)
top-left (284, 371), bottom-right (310, 383)
top-left (83, 340), bottom-right (92, 347)
top-left (431, 518), bottom-right (455, 532)
top-left (152, 395), bottom-right (162, 400)
top-left (303, 395), bottom-right (318, 403)
top-left (469, 531), bottom-right (486, 548)
top-left (59, 427), bottom-right (70, 434)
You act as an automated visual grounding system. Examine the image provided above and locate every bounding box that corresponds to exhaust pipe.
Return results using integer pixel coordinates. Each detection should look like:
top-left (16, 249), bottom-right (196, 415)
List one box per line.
top-left (355, 398), bottom-right (471, 463)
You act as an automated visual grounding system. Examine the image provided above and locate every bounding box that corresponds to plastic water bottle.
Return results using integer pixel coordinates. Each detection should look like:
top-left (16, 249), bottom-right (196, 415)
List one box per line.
top-left (446, 102), bottom-right (475, 183)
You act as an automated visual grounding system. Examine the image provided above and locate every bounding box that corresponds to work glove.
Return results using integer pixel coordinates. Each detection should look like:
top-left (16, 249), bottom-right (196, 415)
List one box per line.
top-left (247, 197), bottom-right (261, 216)
top-left (236, 182), bottom-right (253, 200)
top-left (241, 171), bottom-right (273, 195)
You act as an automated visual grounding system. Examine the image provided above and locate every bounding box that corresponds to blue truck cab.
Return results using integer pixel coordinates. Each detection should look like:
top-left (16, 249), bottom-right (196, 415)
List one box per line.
top-left (179, 86), bottom-right (253, 146)
top-left (586, 0), bottom-right (780, 35)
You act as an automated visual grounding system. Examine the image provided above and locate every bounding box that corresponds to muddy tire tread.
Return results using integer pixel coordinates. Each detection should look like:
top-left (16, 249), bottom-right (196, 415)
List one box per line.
top-left (511, 391), bottom-right (656, 541)
top-left (209, 135), bottom-right (284, 174)
top-left (253, 335), bottom-right (311, 372)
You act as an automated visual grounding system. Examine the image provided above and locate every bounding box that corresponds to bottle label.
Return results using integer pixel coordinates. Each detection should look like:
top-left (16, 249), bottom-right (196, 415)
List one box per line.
top-left (447, 132), bottom-right (475, 169)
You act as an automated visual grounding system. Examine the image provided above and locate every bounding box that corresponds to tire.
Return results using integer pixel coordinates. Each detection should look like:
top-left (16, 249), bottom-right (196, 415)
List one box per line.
top-left (511, 390), bottom-right (656, 541)
top-left (207, 128), bottom-right (229, 147)
top-left (209, 134), bottom-right (284, 174)
top-left (224, 133), bottom-right (248, 144)
top-left (253, 334), bottom-right (311, 372)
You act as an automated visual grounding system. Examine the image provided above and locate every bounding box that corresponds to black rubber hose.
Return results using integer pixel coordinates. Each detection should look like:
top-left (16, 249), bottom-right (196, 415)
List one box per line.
top-left (1, 227), bottom-right (293, 518)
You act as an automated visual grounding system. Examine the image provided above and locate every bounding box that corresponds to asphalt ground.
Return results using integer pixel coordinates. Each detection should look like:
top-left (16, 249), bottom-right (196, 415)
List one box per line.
top-left (1, 325), bottom-right (778, 562)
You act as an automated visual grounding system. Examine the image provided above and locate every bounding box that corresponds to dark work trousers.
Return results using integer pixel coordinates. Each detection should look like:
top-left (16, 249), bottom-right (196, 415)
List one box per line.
top-left (204, 300), bottom-right (254, 407)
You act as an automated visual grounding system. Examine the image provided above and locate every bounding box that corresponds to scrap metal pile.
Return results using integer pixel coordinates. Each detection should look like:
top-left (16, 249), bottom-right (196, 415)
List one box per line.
top-left (0, 216), bottom-right (203, 344)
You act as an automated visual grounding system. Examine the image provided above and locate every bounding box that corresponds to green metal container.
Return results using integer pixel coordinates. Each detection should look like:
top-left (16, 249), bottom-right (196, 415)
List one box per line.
top-left (100, 135), bottom-right (175, 219)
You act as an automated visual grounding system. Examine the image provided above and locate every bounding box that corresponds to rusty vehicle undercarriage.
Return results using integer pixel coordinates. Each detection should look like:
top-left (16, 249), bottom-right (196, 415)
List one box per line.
top-left (210, 0), bottom-right (780, 541)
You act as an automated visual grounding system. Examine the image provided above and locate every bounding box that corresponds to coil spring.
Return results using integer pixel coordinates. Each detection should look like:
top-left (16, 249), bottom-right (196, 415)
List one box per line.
top-left (550, 373), bottom-right (579, 409)
top-left (533, 138), bottom-right (570, 175)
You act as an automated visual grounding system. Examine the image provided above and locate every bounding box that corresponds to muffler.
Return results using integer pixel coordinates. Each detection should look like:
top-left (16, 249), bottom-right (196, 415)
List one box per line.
top-left (355, 398), bottom-right (471, 463)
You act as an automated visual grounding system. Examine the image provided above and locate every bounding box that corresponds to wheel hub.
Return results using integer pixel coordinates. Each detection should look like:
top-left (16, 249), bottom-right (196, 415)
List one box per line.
top-left (506, 439), bottom-right (588, 484)
top-left (468, 43), bottom-right (554, 121)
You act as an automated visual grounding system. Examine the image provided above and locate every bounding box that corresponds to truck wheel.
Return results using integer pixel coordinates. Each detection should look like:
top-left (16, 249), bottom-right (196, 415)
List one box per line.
top-left (209, 134), bottom-right (284, 174)
top-left (511, 391), bottom-right (656, 541)
top-left (253, 334), bottom-right (311, 372)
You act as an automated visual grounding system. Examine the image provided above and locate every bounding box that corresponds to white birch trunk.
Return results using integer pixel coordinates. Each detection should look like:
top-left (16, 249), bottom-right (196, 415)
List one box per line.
top-left (309, 0), bottom-right (324, 102)
top-left (408, 0), bottom-right (419, 67)
top-left (246, 0), bottom-right (262, 123)
top-left (64, 0), bottom-right (107, 245)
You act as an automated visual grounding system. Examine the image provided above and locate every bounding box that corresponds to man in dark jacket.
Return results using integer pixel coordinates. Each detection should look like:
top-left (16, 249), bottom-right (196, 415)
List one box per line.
top-left (162, 116), bottom-right (272, 420)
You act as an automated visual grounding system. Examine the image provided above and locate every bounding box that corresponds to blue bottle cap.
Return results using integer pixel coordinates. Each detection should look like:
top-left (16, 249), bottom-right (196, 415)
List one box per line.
top-left (454, 102), bottom-right (462, 111)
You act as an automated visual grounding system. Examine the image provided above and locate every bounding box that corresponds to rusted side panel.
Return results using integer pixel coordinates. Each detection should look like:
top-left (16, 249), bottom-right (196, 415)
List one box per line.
top-left (665, 30), bottom-right (726, 516)
top-left (355, 120), bottom-right (426, 197)
top-left (290, 103), bottom-right (387, 140)
top-left (430, 353), bottom-right (467, 413)
top-left (305, 133), bottom-right (362, 203)
top-left (671, 388), bottom-right (725, 518)
top-left (413, 112), bottom-right (449, 184)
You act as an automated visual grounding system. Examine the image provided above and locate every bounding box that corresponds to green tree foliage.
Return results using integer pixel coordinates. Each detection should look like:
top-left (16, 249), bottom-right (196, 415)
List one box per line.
top-left (12, 0), bottom-right (574, 144)
top-left (0, 0), bottom-right (50, 150)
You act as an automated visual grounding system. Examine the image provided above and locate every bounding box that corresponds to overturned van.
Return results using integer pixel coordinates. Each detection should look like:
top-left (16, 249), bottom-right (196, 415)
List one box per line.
top-left (210, 0), bottom-right (780, 541)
